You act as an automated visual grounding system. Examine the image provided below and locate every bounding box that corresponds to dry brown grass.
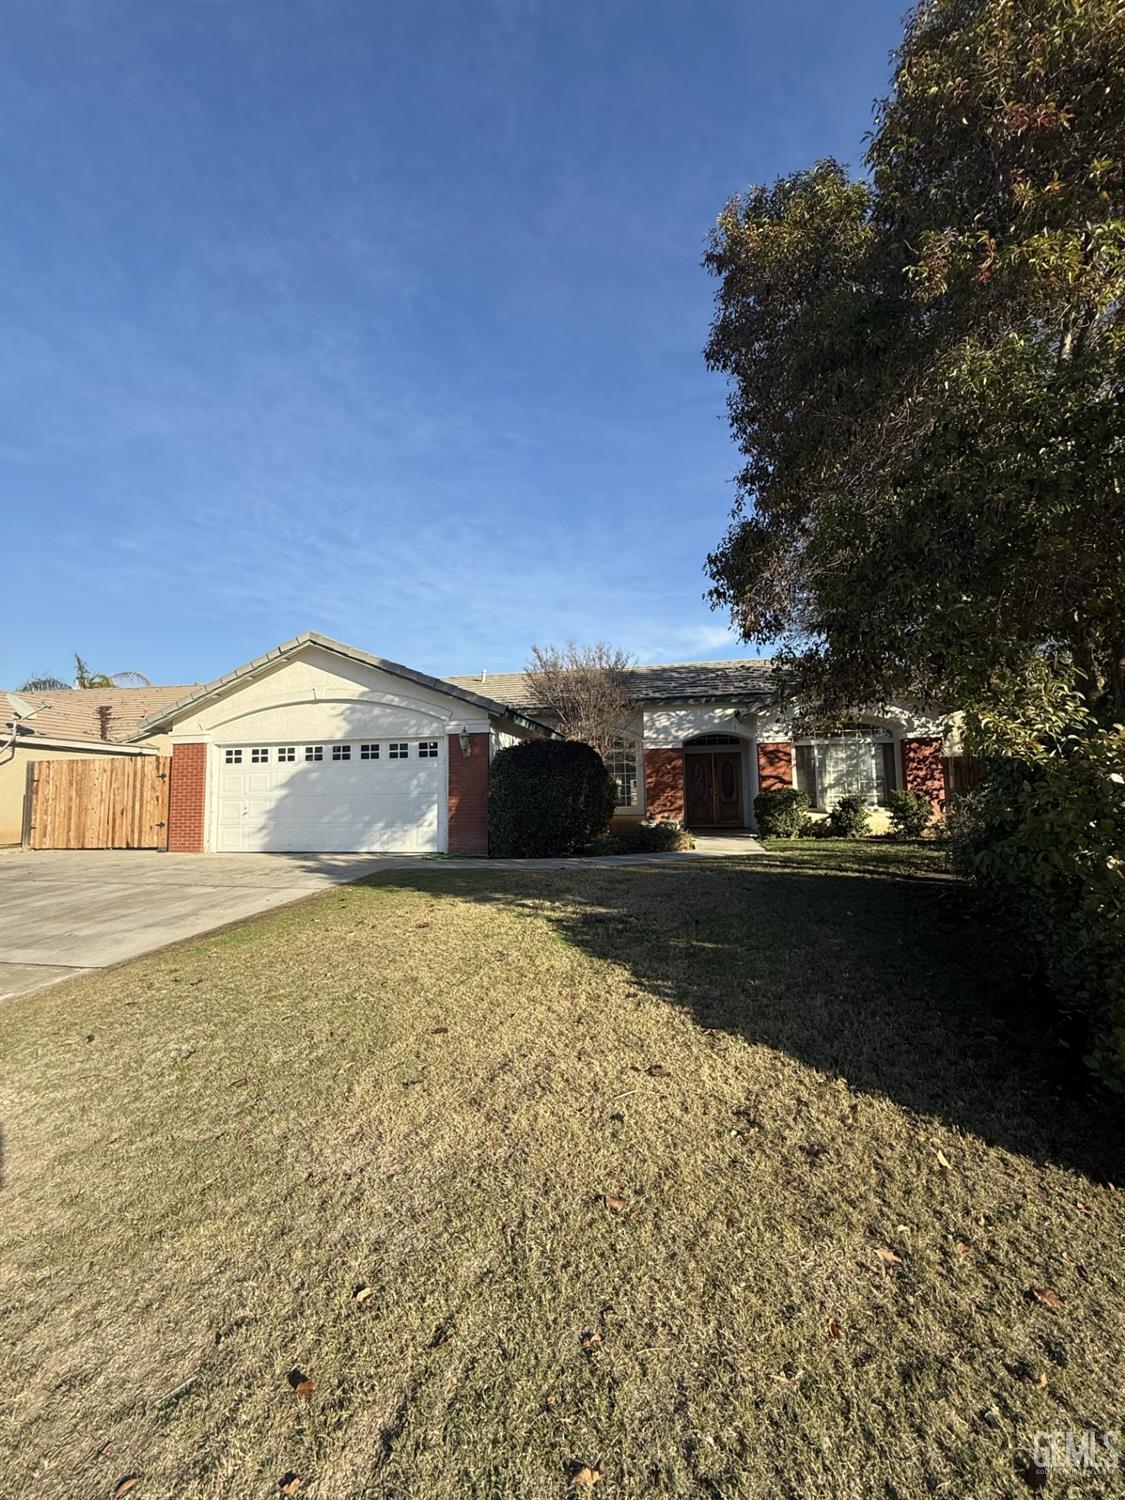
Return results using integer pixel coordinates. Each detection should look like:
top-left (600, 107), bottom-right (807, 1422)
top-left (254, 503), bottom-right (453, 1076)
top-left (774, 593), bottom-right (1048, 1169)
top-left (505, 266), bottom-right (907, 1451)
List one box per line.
top-left (1, 844), bottom-right (1122, 1498)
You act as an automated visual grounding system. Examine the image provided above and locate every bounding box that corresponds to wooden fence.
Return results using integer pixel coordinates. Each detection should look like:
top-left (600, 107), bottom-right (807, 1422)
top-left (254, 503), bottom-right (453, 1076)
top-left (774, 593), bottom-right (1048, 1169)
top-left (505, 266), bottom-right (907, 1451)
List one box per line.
top-left (26, 756), bottom-right (172, 850)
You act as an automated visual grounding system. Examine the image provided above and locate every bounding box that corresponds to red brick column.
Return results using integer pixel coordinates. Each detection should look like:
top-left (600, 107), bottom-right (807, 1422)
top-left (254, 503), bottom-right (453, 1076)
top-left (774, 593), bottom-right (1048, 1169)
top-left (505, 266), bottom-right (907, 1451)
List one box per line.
top-left (644, 748), bottom-right (685, 822)
top-left (448, 733), bottom-right (490, 855)
top-left (167, 742), bottom-right (207, 853)
top-left (901, 736), bottom-right (945, 812)
top-left (757, 741), bottom-right (793, 791)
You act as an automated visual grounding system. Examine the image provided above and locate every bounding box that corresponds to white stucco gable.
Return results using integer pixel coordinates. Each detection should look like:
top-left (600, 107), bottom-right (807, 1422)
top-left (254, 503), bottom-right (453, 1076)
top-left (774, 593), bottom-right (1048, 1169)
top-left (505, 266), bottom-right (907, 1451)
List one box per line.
top-left (170, 644), bottom-right (491, 744)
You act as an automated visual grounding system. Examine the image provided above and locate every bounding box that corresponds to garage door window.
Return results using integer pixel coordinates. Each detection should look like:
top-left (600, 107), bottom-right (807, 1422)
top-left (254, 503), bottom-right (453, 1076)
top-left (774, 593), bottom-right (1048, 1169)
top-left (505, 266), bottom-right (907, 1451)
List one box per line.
top-left (305, 745), bottom-right (324, 762)
top-left (331, 744), bottom-right (351, 761)
top-left (225, 748), bottom-right (243, 764)
top-left (278, 746), bottom-right (295, 762)
top-left (389, 742), bottom-right (408, 759)
top-left (251, 747), bottom-right (269, 763)
top-left (418, 741), bottom-right (438, 758)
top-left (360, 743), bottom-right (379, 759)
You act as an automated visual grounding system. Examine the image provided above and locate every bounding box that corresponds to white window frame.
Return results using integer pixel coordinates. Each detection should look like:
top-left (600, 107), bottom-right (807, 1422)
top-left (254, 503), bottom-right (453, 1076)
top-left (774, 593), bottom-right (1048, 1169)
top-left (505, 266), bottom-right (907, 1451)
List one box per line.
top-left (224, 748), bottom-right (243, 765)
top-left (793, 731), bottom-right (897, 811)
top-left (607, 735), bottom-right (640, 809)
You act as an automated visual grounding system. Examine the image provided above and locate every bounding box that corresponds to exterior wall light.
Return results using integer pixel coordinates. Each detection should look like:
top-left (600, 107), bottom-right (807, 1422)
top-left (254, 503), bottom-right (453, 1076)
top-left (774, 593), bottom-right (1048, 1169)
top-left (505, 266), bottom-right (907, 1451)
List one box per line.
top-left (458, 727), bottom-right (472, 757)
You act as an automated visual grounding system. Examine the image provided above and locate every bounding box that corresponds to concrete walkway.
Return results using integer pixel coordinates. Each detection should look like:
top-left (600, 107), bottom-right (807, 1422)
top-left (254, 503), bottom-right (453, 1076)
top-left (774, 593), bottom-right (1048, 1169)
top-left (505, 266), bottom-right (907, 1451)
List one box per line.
top-left (0, 834), bottom-right (763, 1002)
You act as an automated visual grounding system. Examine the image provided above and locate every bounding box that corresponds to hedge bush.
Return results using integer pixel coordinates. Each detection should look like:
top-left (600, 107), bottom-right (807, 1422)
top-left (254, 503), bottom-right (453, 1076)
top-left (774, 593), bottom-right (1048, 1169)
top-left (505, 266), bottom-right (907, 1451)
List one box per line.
top-left (949, 731), bottom-right (1125, 1093)
top-left (886, 788), bottom-right (933, 839)
top-left (753, 787), bottom-right (810, 838)
top-left (590, 819), bottom-right (695, 855)
top-left (489, 739), bottom-right (616, 857)
top-left (827, 794), bottom-right (872, 838)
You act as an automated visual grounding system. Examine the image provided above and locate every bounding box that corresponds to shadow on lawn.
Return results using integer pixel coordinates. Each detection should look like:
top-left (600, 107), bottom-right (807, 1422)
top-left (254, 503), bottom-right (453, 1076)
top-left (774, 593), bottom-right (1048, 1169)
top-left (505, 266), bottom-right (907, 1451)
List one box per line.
top-left (375, 853), bottom-right (1122, 1184)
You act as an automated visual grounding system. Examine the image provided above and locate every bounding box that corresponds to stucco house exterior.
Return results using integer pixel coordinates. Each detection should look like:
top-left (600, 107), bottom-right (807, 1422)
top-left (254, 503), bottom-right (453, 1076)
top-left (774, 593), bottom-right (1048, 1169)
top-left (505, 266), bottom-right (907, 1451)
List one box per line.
top-left (4, 632), bottom-right (948, 853)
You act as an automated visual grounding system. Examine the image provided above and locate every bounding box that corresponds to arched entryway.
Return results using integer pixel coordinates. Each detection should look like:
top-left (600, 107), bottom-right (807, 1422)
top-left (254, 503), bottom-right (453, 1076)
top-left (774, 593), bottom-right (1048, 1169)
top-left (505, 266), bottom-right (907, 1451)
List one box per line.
top-left (682, 734), bottom-right (745, 828)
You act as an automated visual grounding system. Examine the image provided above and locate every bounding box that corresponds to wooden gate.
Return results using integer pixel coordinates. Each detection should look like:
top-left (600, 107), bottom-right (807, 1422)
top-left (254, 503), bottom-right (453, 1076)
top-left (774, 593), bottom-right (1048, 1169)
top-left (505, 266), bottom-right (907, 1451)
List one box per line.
top-left (26, 756), bottom-right (171, 849)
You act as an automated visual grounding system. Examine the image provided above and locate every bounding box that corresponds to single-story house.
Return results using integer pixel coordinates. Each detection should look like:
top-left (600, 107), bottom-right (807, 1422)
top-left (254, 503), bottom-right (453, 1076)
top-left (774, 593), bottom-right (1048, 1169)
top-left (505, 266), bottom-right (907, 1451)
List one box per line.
top-left (0, 685), bottom-right (195, 846)
top-left (134, 632), bottom-right (947, 854)
top-left (4, 632), bottom-right (948, 853)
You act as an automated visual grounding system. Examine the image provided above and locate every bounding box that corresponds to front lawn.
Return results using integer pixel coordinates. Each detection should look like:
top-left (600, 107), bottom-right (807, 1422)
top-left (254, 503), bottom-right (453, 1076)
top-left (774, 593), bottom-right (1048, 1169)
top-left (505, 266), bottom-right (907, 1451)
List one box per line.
top-left (1, 845), bottom-right (1121, 1498)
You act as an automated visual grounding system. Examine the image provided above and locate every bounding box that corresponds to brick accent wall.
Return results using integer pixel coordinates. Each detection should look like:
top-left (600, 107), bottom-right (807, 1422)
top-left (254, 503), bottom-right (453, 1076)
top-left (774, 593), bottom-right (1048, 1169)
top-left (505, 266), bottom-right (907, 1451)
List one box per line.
top-left (644, 748), bottom-right (685, 822)
top-left (901, 736), bottom-right (945, 812)
top-left (167, 742), bottom-right (207, 853)
top-left (447, 732), bottom-right (490, 855)
top-left (757, 741), bottom-right (793, 792)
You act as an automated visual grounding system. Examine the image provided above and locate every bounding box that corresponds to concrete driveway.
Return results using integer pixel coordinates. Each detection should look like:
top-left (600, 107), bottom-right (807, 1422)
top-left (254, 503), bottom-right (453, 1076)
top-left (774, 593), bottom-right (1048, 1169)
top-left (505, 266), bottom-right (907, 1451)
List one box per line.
top-left (0, 849), bottom-right (416, 1001)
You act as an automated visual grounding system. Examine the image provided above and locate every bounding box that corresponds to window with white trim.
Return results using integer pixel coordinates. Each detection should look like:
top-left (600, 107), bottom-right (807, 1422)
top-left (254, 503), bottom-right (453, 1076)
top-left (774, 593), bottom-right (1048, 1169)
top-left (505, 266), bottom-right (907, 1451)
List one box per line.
top-left (224, 748), bottom-right (243, 765)
top-left (793, 732), bottom-right (897, 810)
top-left (278, 746), bottom-right (296, 762)
top-left (305, 745), bottom-right (324, 762)
top-left (331, 744), bottom-right (351, 761)
top-left (418, 740), bottom-right (438, 758)
top-left (251, 747), bottom-right (269, 764)
top-left (360, 743), bottom-right (379, 760)
top-left (389, 742), bottom-right (408, 759)
top-left (607, 736), bottom-right (639, 808)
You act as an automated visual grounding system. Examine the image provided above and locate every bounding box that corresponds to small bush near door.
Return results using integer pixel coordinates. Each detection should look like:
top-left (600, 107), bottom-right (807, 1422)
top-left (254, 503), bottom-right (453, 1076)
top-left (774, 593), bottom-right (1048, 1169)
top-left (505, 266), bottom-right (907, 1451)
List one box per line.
top-left (753, 787), bottom-right (810, 838)
top-left (826, 794), bottom-right (873, 838)
top-left (886, 787), bottom-right (934, 839)
top-left (489, 739), bottom-right (616, 858)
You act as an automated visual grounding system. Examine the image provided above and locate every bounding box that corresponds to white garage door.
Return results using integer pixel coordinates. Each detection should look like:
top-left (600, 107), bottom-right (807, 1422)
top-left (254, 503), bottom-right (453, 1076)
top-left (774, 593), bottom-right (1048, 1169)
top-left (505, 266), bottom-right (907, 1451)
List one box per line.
top-left (214, 739), bottom-right (442, 853)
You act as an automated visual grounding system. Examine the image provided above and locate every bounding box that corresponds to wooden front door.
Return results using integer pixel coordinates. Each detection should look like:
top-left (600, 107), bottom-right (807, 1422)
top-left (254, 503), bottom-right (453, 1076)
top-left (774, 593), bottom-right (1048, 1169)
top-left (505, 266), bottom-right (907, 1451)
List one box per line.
top-left (683, 751), bottom-right (743, 827)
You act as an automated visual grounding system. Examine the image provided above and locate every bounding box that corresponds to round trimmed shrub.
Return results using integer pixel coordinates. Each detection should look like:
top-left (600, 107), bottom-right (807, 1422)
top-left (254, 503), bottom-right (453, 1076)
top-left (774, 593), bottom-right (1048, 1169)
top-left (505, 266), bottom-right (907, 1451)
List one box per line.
top-left (827, 794), bottom-right (872, 838)
top-left (886, 787), bottom-right (933, 839)
top-left (489, 739), bottom-right (616, 857)
top-left (753, 787), bottom-right (810, 838)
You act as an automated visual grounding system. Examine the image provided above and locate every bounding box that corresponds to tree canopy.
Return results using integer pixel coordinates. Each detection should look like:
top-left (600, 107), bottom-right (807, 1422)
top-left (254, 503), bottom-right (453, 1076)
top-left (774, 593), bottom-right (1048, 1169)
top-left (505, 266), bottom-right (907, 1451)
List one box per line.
top-left (704, 0), bottom-right (1125, 744)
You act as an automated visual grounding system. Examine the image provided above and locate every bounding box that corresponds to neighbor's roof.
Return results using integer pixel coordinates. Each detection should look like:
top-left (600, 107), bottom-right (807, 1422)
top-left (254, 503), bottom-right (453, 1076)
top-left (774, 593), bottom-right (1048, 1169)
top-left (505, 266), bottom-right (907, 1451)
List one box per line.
top-left (1, 685), bottom-right (199, 745)
top-left (442, 658), bottom-right (778, 709)
top-left (133, 633), bottom-right (557, 737)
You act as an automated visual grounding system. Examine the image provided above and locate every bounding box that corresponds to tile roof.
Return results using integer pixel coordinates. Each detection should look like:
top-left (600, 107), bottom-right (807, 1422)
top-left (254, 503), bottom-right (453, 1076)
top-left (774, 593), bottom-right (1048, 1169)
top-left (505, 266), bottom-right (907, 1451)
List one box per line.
top-left (442, 658), bottom-right (778, 708)
top-left (134, 633), bottom-right (557, 736)
top-left (1, 685), bottom-right (199, 745)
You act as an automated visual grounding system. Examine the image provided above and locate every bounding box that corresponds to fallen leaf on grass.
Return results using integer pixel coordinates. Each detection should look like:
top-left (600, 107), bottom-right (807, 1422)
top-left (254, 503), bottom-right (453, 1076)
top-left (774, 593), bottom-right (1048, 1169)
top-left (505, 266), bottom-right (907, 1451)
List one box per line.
top-left (933, 1147), bottom-right (953, 1170)
top-left (826, 1318), bottom-right (845, 1341)
top-left (279, 1475), bottom-right (303, 1495)
top-left (571, 1460), bottom-right (605, 1487)
top-left (774, 1369), bottom-right (804, 1390)
top-left (955, 1241), bottom-right (973, 1254)
top-left (580, 1329), bottom-right (602, 1355)
top-left (1030, 1287), bottom-right (1064, 1311)
top-left (875, 1247), bottom-right (902, 1266)
top-left (646, 1064), bottom-right (670, 1078)
top-left (1015, 1454), bottom-right (1049, 1490)
top-left (431, 1026), bottom-right (449, 1035)
top-left (287, 1369), bottom-right (317, 1398)
top-left (604, 1195), bottom-right (628, 1215)
top-left (231, 1078), bottom-right (248, 1088)
top-left (113, 1479), bottom-right (140, 1497)
top-left (352, 1285), bottom-right (374, 1304)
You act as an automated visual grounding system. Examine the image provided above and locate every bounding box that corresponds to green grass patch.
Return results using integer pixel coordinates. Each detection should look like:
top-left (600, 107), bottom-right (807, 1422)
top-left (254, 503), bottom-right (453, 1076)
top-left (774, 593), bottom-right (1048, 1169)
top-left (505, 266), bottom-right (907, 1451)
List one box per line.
top-left (0, 845), bottom-right (1120, 1497)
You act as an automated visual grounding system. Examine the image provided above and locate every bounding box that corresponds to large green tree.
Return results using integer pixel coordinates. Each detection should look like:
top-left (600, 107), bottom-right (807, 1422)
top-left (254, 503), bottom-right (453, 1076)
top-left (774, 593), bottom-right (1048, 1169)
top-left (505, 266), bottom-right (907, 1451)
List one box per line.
top-left (704, 0), bottom-right (1125, 744)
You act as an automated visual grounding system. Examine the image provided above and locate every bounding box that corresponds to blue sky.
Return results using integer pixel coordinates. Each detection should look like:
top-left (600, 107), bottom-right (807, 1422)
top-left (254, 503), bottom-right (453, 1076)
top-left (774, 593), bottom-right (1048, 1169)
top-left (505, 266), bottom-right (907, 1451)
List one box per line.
top-left (0, 0), bottom-right (903, 689)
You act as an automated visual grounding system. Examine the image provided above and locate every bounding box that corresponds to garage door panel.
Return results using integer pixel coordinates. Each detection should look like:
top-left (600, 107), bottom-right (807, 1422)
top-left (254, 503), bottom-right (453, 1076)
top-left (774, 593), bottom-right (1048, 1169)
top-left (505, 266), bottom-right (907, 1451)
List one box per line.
top-left (214, 742), bottom-right (442, 853)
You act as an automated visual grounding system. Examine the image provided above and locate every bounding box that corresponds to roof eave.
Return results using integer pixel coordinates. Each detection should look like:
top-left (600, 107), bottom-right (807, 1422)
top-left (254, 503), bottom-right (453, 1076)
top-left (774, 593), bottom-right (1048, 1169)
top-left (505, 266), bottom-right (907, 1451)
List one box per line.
top-left (130, 633), bottom-right (559, 740)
